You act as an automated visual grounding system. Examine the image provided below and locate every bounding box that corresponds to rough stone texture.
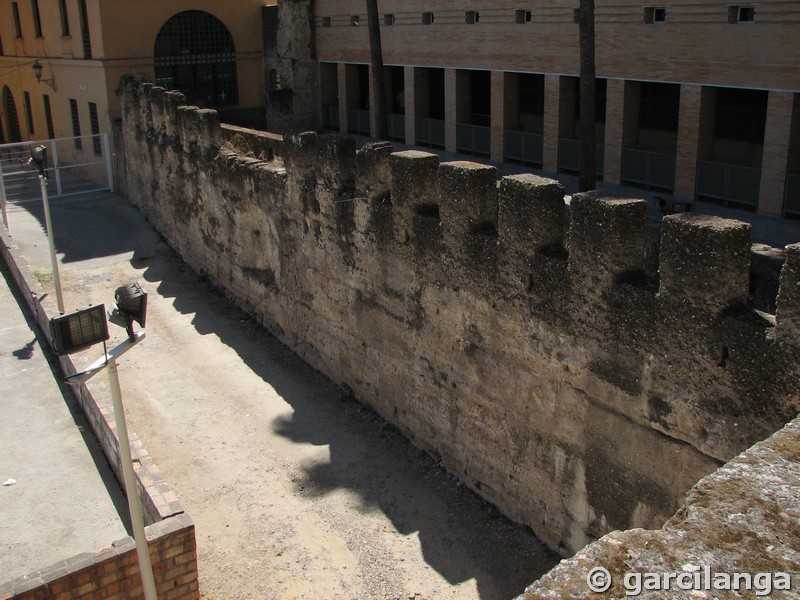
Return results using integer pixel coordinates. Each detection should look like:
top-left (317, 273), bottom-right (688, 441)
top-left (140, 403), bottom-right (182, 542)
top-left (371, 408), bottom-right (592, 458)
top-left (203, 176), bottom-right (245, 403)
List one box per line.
top-left (117, 81), bottom-right (800, 558)
top-left (262, 1), bottom-right (320, 132)
top-left (519, 415), bottom-right (800, 599)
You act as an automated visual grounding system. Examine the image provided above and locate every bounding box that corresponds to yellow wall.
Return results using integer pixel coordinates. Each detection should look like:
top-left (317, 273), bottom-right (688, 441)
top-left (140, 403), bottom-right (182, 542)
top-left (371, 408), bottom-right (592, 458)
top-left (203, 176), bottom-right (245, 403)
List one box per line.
top-left (0, 0), bottom-right (265, 145)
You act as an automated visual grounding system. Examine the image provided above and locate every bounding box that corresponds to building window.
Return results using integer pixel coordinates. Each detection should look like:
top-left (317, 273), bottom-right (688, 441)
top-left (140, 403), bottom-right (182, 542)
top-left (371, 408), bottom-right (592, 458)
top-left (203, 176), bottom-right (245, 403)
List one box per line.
top-left (714, 87), bottom-right (767, 143)
top-left (89, 102), bottom-right (101, 155)
top-left (729, 5), bottom-right (755, 22)
top-left (644, 7), bottom-right (667, 23)
top-left (31, 0), bottom-right (42, 37)
top-left (516, 9), bottom-right (533, 23)
top-left (154, 11), bottom-right (238, 107)
top-left (350, 15), bottom-right (360, 26)
top-left (43, 94), bottom-right (54, 139)
top-left (78, 0), bottom-right (92, 58)
top-left (465, 10), bottom-right (480, 24)
top-left (12, 3), bottom-right (22, 38)
top-left (69, 99), bottom-right (82, 149)
top-left (59, 0), bottom-right (70, 36)
top-left (24, 91), bottom-right (34, 134)
top-left (573, 7), bottom-right (581, 23)
top-left (322, 16), bottom-right (331, 27)
top-left (639, 82), bottom-right (680, 131)
top-left (0, 36), bottom-right (4, 55)
top-left (422, 12), bottom-right (435, 25)
top-left (384, 14), bottom-right (395, 26)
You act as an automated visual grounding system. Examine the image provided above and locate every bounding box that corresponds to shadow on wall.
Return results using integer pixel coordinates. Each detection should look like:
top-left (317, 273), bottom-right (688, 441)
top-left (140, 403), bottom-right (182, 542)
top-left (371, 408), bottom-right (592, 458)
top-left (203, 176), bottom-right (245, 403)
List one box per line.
top-left (134, 249), bottom-right (559, 600)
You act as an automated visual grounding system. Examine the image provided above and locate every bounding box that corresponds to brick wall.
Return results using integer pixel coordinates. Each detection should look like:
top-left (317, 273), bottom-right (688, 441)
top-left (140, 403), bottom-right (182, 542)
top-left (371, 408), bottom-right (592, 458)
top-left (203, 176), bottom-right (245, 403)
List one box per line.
top-left (0, 515), bottom-right (197, 600)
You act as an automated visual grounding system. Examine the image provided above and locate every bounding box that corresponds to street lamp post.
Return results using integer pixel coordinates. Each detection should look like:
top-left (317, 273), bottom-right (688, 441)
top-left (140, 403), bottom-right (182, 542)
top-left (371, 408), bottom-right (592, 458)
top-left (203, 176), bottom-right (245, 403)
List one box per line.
top-left (28, 145), bottom-right (65, 313)
top-left (51, 284), bottom-right (157, 600)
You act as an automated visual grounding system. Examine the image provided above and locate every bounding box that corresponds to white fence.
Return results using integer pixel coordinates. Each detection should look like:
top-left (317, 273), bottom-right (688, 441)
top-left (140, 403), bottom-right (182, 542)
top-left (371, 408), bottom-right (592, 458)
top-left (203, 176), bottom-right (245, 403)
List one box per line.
top-left (0, 133), bottom-right (114, 207)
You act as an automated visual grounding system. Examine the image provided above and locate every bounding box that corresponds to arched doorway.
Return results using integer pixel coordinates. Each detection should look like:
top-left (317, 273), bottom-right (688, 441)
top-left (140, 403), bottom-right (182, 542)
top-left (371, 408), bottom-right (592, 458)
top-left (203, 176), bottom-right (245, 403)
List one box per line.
top-left (154, 11), bottom-right (238, 107)
top-left (2, 86), bottom-right (22, 143)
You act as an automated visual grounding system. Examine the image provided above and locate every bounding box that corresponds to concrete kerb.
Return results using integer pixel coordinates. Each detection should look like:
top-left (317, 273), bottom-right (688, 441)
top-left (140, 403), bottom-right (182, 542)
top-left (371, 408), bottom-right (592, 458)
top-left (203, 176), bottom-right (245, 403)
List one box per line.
top-left (0, 224), bottom-right (197, 597)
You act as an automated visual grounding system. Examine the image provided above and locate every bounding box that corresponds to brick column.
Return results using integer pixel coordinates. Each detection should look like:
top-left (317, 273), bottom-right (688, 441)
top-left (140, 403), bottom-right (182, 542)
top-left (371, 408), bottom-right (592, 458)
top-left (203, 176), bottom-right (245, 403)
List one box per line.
top-left (543, 74), bottom-right (561, 173)
top-left (603, 79), bottom-right (626, 185)
top-left (758, 91), bottom-right (795, 217)
top-left (337, 63), bottom-right (348, 133)
top-left (491, 70), bottom-right (505, 162)
top-left (404, 66), bottom-right (416, 145)
top-left (674, 84), bottom-right (704, 200)
top-left (445, 68), bottom-right (457, 153)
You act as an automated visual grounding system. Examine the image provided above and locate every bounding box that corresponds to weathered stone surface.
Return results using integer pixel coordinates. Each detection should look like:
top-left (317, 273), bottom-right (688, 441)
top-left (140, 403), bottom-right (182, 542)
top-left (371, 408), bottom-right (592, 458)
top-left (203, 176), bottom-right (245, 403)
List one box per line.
top-left (519, 415), bottom-right (800, 599)
top-left (118, 84), bottom-right (800, 564)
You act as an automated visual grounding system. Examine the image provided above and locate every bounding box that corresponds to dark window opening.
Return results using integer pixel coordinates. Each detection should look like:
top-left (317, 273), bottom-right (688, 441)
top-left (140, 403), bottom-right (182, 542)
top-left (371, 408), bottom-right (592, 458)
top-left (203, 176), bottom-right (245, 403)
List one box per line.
top-left (471, 70), bottom-right (491, 127)
top-left (69, 98), bottom-right (82, 149)
top-left (12, 3), bottom-right (22, 38)
top-left (78, 0), bottom-right (92, 57)
top-left (3, 86), bottom-right (21, 142)
top-left (466, 11), bottom-right (480, 24)
top-left (729, 5), bottom-right (755, 23)
top-left (714, 87), bottom-right (767, 144)
top-left (422, 12), bottom-right (435, 25)
top-left (59, 0), bottom-right (70, 36)
top-left (89, 102), bottom-right (100, 155)
top-left (639, 82), bottom-right (680, 131)
top-left (43, 94), bottom-right (54, 139)
top-left (384, 14), bottom-right (395, 26)
top-left (644, 7), bottom-right (667, 23)
top-left (31, 0), bottom-right (42, 37)
top-left (350, 15), bottom-right (360, 26)
top-left (24, 91), bottom-right (33, 134)
top-left (519, 73), bottom-right (545, 116)
top-left (154, 10), bottom-right (238, 107)
top-left (322, 16), bottom-right (331, 27)
top-left (516, 9), bottom-right (533, 23)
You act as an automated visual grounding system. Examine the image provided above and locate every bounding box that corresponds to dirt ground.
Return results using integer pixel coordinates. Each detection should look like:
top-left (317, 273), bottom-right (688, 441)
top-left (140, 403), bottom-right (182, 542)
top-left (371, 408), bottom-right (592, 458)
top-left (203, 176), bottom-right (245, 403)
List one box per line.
top-left (15, 193), bottom-right (559, 599)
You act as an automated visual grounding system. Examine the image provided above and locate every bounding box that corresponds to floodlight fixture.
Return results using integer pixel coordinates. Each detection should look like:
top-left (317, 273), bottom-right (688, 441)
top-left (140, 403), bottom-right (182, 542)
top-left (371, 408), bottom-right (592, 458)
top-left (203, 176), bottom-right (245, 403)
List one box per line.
top-left (108, 282), bottom-right (147, 340)
top-left (28, 144), bottom-right (48, 178)
top-left (49, 304), bottom-right (109, 355)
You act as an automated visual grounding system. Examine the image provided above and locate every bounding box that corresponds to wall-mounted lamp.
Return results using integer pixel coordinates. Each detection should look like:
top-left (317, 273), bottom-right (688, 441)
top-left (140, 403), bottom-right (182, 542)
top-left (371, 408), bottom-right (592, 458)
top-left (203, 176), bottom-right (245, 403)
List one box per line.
top-left (32, 60), bottom-right (57, 91)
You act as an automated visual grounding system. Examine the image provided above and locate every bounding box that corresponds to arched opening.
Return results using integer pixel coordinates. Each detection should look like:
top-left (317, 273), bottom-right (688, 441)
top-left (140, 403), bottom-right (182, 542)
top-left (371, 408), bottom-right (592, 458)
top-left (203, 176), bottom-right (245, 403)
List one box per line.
top-left (2, 86), bottom-right (21, 142)
top-left (154, 11), bottom-right (238, 107)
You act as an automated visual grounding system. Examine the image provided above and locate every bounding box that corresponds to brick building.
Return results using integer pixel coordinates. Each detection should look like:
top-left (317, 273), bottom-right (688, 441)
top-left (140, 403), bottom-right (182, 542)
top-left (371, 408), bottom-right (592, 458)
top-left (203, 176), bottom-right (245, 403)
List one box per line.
top-left (308, 0), bottom-right (800, 241)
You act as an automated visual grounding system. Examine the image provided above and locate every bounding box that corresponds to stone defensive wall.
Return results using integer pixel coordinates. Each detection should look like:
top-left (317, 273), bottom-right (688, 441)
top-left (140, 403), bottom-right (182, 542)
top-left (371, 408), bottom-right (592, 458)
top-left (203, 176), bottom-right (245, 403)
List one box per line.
top-left (0, 219), bottom-right (198, 597)
top-left (119, 80), bottom-right (800, 570)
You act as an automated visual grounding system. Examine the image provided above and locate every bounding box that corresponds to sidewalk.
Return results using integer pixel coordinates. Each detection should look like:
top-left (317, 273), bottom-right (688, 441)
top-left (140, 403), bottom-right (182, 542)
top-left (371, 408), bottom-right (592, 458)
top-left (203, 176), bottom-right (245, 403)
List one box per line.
top-left (0, 257), bottom-right (128, 583)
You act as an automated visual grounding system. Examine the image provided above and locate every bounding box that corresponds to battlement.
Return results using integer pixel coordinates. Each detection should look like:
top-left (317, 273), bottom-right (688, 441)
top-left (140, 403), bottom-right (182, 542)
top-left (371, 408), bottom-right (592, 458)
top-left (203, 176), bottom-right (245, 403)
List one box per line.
top-left (118, 83), bottom-right (800, 558)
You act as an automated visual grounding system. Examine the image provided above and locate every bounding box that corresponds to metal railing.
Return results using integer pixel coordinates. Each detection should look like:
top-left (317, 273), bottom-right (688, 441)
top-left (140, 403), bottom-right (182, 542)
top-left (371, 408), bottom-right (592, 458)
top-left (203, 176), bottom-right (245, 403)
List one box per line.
top-left (322, 105), bottom-right (340, 131)
top-left (346, 108), bottom-right (370, 135)
top-left (504, 130), bottom-right (543, 166)
top-left (0, 133), bottom-right (114, 207)
top-left (695, 160), bottom-right (760, 210)
top-left (415, 117), bottom-right (445, 149)
top-left (388, 113), bottom-right (405, 141)
top-left (456, 123), bottom-right (490, 157)
top-left (557, 138), bottom-right (604, 177)
top-left (621, 148), bottom-right (676, 191)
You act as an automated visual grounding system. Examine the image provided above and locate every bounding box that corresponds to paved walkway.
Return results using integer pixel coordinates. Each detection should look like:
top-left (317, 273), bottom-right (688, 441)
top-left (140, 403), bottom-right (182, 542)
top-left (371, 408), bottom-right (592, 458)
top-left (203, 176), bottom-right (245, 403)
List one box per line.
top-left (2, 189), bottom-right (558, 599)
top-left (0, 257), bottom-right (128, 583)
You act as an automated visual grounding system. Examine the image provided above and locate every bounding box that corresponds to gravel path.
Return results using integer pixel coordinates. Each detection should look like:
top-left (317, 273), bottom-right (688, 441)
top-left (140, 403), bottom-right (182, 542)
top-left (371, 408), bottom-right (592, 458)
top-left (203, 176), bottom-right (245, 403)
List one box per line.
top-left (16, 193), bottom-right (559, 599)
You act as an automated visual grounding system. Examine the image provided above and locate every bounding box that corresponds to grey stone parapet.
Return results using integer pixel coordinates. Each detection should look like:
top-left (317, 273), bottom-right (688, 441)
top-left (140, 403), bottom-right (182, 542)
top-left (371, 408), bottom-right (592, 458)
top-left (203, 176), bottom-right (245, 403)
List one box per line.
top-left (568, 191), bottom-right (647, 292)
top-left (776, 243), bottom-right (800, 344)
top-left (659, 213), bottom-right (752, 314)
